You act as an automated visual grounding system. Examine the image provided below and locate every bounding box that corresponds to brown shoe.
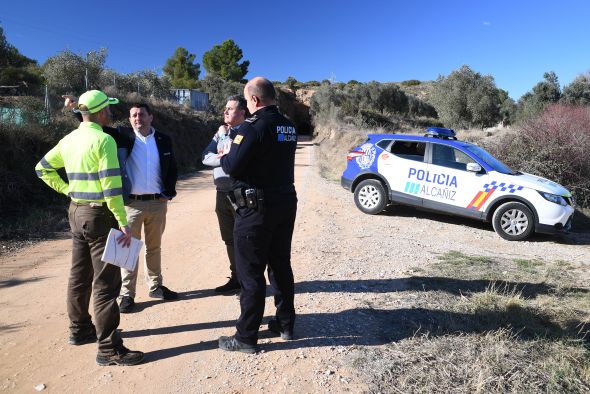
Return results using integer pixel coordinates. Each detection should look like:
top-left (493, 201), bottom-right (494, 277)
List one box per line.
top-left (96, 346), bottom-right (144, 366)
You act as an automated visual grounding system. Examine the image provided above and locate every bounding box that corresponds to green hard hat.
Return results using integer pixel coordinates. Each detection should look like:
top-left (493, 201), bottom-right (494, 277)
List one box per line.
top-left (77, 90), bottom-right (119, 113)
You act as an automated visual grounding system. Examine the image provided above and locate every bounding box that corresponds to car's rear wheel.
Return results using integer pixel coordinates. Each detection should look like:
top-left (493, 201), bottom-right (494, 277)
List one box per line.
top-left (492, 201), bottom-right (534, 241)
top-left (354, 179), bottom-right (387, 214)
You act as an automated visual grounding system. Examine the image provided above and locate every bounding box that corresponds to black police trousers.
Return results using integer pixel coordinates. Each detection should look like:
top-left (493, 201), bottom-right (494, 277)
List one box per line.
top-left (215, 191), bottom-right (236, 278)
top-left (233, 195), bottom-right (297, 345)
top-left (68, 202), bottom-right (124, 356)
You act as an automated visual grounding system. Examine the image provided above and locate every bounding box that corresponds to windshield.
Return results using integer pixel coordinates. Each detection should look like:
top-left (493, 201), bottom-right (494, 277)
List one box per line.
top-left (463, 145), bottom-right (517, 175)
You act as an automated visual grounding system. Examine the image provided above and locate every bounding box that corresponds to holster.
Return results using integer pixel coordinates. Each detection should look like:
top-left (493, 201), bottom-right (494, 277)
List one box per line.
top-left (231, 188), bottom-right (265, 213)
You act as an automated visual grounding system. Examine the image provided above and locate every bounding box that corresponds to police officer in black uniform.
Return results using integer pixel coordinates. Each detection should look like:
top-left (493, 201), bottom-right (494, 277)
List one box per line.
top-left (218, 77), bottom-right (298, 353)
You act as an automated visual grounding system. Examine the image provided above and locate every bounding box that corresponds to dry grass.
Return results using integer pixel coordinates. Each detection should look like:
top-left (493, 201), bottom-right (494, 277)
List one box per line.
top-left (352, 331), bottom-right (590, 393)
top-left (351, 251), bottom-right (590, 393)
top-left (313, 121), bottom-right (369, 181)
top-left (0, 207), bottom-right (68, 240)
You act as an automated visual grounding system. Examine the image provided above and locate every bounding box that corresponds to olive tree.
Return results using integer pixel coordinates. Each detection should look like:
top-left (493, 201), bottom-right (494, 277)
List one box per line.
top-left (43, 48), bottom-right (106, 93)
top-left (561, 73), bottom-right (590, 105)
top-left (431, 65), bottom-right (501, 129)
top-left (515, 71), bottom-right (562, 123)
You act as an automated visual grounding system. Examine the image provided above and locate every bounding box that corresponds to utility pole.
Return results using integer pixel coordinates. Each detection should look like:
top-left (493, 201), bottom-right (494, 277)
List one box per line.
top-left (85, 51), bottom-right (95, 90)
top-left (44, 85), bottom-right (50, 119)
top-left (85, 52), bottom-right (89, 90)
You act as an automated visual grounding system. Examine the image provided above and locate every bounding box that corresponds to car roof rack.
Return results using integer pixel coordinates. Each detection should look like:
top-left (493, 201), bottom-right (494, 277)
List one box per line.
top-left (425, 127), bottom-right (457, 140)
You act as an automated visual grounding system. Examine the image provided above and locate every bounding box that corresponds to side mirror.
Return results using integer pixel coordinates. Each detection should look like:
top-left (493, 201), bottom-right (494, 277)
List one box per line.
top-left (466, 163), bottom-right (482, 172)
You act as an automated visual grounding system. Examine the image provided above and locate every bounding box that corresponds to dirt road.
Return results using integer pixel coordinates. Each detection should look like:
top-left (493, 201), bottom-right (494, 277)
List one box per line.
top-left (1, 140), bottom-right (589, 393)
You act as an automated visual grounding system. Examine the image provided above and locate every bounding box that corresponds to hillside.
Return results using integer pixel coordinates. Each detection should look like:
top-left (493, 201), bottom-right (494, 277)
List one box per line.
top-left (393, 80), bottom-right (436, 103)
top-left (0, 96), bottom-right (219, 239)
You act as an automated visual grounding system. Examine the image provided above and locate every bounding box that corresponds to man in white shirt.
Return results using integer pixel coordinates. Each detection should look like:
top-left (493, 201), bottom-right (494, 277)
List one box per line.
top-left (202, 96), bottom-right (248, 293)
top-left (119, 103), bottom-right (178, 313)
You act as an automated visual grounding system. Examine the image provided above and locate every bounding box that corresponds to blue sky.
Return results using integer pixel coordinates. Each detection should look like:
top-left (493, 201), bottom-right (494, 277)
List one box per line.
top-left (2, 0), bottom-right (589, 99)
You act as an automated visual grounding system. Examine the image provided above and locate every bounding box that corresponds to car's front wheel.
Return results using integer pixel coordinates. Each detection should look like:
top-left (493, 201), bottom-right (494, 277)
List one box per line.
top-left (492, 201), bottom-right (535, 241)
top-left (354, 179), bottom-right (388, 214)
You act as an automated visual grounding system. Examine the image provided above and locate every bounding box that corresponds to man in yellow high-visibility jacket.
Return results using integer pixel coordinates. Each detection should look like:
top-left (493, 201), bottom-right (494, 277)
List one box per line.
top-left (35, 90), bottom-right (144, 366)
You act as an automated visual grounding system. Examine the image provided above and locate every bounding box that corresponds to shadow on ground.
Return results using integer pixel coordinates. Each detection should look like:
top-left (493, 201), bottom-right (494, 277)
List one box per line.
top-left (295, 277), bottom-right (589, 299)
top-left (263, 305), bottom-right (588, 352)
top-left (130, 276), bottom-right (588, 362)
top-left (125, 288), bottom-right (221, 313)
top-left (134, 303), bottom-right (588, 362)
top-left (0, 276), bottom-right (48, 289)
top-left (381, 204), bottom-right (590, 245)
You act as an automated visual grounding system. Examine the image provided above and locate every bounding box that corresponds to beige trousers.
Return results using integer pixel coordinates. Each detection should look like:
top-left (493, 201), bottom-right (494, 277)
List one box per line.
top-left (119, 199), bottom-right (167, 298)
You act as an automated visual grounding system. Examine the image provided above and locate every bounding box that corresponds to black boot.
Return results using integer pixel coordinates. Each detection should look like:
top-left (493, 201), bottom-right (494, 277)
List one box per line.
top-left (214, 277), bottom-right (240, 293)
top-left (268, 318), bottom-right (294, 340)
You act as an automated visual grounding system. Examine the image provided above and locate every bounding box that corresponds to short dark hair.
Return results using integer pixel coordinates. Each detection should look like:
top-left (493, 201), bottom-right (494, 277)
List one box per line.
top-left (227, 95), bottom-right (247, 112)
top-left (227, 95), bottom-right (250, 117)
top-left (130, 103), bottom-right (151, 115)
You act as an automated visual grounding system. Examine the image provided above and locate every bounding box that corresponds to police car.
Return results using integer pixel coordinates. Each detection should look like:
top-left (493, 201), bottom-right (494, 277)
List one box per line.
top-left (341, 127), bottom-right (575, 241)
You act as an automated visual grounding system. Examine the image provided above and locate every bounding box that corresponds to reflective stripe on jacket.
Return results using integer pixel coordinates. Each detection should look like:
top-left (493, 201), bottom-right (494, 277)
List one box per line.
top-left (35, 121), bottom-right (128, 226)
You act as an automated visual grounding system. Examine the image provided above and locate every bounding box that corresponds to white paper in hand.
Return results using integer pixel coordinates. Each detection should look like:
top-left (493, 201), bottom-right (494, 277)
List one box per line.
top-left (101, 228), bottom-right (143, 271)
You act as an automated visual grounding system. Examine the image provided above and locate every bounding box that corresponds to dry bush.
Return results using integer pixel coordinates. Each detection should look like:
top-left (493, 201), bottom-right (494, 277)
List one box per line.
top-left (0, 99), bottom-right (74, 231)
top-left (488, 104), bottom-right (590, 208)
top-left (313, 121), bottom-right (371, 181)
top-left (312, 117), bottom-right (426, 182)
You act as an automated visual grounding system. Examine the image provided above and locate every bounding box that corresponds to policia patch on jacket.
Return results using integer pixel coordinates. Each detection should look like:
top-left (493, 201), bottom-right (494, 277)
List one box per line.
top-left (233, 135), bottom-right (244, 145)
top-left (277, 125), bottom-right (297, 142)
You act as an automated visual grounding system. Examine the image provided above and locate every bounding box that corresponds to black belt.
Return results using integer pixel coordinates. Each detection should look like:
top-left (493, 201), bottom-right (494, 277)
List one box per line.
top-left (71, 201), bottom-right (106, 207)
top-left (129, 193), bottom-right (161, 201)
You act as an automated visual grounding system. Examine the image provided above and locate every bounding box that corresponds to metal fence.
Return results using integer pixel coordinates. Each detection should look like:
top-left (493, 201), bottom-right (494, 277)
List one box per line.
top-left (171, 89), bottom-right (209, 111)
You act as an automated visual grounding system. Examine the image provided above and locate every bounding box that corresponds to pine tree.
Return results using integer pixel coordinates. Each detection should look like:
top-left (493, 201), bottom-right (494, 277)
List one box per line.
top-left (163, 47), bottom-right (201, 89)
top-left (202, 39), bottom-right (249, 82)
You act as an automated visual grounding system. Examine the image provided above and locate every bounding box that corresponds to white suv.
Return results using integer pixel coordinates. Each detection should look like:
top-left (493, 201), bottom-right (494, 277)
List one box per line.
top-left (341, 128), bottom-right (575, 241)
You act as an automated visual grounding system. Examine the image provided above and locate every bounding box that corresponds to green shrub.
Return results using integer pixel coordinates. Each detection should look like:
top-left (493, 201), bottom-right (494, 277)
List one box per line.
top-left (310, 82), bottom-right (435, 128)
top-left (515, 72), bottom-right (562, 124)
top-left (358, 109), bottom-right (396, 128)
top-left (561, 74), bottom-right (590, 105)
top-left (198, 74), bottom-right (245, 114)
top-left (0, 106), bottom-right (73, 224)
top-left (305, 80), bottom-right (320, 87)
top-left (401, 79), bottom-right (421, 87)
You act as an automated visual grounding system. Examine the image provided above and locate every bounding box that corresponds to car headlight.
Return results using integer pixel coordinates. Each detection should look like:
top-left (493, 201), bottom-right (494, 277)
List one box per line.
top-left (538, 191), bottom-right (567, 206)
